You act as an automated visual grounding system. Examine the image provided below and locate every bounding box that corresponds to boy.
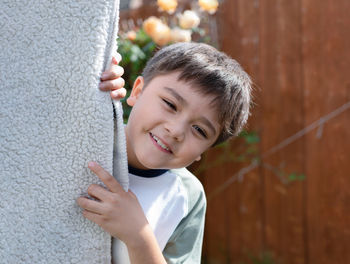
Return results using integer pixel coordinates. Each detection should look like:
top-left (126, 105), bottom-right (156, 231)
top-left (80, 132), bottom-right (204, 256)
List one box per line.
top-left (77, 42), bottom-right (251, 263)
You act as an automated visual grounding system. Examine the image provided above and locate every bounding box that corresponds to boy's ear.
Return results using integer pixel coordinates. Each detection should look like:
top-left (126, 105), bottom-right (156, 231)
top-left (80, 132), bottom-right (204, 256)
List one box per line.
top-left (195, 155), bottom-right (201, 162)
top-left (127, 76), bottom-right (144, 106)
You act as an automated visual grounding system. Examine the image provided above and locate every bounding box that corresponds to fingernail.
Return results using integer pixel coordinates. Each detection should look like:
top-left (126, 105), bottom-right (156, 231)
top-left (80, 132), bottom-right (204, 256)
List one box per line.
top-left (112, 56), bottom-right (118, 65)
top-left (116, 53), bottom-right (122, 63)
top-left (88, 161), bottom-right (95, 168)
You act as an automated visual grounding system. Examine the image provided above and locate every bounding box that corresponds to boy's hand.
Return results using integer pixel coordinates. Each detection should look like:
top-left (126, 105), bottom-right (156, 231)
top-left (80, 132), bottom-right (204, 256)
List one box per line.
top-left (78, 162), bottom-right (167, 263)
top-left (77, 162), bottom-right (148, 246)
top-left (100, 53), bottom-right (126, 100)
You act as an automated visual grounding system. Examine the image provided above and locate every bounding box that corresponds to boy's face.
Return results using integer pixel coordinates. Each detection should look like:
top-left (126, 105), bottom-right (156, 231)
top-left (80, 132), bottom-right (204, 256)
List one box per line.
top-left (125, 71), bottom-right (221, 170)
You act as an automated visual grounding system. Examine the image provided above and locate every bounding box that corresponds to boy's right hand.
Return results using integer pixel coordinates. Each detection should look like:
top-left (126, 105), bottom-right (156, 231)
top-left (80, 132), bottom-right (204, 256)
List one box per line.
top-left (99, 53), bottom-right (126, 100)
top-left (78, 162), bottom-right (167, 263)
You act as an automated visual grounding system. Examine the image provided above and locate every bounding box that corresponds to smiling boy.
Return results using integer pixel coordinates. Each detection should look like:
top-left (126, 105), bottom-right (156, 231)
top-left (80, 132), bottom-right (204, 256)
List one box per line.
top-left (77, 42), bottom-right (251, 263)
top-left (125, 71), bottom-right (220, 170)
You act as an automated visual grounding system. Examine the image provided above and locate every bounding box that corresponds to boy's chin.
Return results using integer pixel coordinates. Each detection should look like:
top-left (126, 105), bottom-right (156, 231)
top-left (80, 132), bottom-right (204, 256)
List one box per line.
top-left (135, 161), bottom-right (171, 170)
top-left (141, 161), bottom-right (196, 170)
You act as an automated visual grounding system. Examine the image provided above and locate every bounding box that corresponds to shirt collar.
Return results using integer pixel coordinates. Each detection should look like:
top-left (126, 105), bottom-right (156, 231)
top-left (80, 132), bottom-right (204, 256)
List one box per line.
top-left (128, 165), bottom-right (168, 178)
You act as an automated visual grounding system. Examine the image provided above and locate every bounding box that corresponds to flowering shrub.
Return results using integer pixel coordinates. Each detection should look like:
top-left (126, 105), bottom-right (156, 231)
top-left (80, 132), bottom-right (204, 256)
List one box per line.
top-left (198, 0), bottom-right (219, 14)
top-left (118, 0), bottom-right (219, 118)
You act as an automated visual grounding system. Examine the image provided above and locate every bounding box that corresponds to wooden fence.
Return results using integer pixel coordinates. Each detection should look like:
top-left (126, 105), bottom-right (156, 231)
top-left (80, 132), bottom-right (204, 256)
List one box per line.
top-left (201, 0), bottom-right (350, 263)
top-left (119, 1), bottom-right (350, 263)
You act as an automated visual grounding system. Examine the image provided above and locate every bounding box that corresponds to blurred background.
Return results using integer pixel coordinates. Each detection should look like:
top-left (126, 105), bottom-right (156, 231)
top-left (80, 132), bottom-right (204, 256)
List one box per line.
top-left (118, 0), bottom-right (350, 263)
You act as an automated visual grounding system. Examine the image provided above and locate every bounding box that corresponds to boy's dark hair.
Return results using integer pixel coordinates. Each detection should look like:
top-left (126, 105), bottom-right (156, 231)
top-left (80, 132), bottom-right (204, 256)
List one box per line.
top-left (142, 42), bottom-right (252, 146)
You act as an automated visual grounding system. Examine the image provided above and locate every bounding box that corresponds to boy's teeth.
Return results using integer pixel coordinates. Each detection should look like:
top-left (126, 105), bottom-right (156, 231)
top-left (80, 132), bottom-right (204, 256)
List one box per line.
top-left (152, 134), bottom-right (170, 151)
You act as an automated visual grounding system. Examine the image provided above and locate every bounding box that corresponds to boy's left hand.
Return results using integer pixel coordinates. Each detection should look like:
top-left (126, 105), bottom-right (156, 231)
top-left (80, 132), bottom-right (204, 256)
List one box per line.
top-left (77, 162), bottom-right (149, 246)
top-left (99, 53), bottom-right (126, 100)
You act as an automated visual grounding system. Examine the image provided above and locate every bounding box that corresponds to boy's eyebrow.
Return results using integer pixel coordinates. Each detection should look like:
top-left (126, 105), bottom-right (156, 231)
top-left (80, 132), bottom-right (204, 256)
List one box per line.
top-left (164, 86), bottom-right (187, 106)
top-left (198, 116), bottom-right (217, 136)
top-left (163, 86), bottom-right (217, 136)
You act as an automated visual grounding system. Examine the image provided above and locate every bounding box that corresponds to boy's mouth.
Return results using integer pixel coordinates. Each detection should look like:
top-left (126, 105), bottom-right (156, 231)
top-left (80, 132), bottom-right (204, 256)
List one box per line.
top-left (149, 133), bottom-right (173, 154)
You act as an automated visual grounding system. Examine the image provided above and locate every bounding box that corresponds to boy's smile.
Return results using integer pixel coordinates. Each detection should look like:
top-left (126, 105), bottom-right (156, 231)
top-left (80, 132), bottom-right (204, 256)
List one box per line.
top-left (149, 132), bottom-right (173, 153)
top-left (125, 71), bottom-right (221, 170)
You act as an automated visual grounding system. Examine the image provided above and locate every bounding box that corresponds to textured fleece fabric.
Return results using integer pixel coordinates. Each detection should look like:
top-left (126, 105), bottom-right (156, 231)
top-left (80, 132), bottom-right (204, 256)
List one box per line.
top-left (0, 0), bottom-right (128, 263)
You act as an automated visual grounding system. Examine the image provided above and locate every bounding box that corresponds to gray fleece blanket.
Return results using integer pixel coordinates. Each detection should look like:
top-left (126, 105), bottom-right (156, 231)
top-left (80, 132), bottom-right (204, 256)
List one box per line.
top-left (0, 0), bottom-right (128, 263)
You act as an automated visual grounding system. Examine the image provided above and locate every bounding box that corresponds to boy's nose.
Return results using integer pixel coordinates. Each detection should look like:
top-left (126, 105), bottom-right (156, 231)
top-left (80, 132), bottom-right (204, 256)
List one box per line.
top-left (164, 121), bottom-right (185, 142)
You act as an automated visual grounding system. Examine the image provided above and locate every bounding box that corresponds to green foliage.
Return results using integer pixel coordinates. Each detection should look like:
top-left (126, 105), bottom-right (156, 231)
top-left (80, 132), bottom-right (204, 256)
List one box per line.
top-left (194, 129), bottom-right (307, 187)
top-left (117, 29), bottom-right (157, 119)
top-left (193, 130), bottom-right (261, 175)
top-left (241, 252), bottom-right (277, 264)
top-left (288, 173), bottom-right (305, 183)
top-left (118, 29), bottom-right (156, 89)
top-left (239, 130), bottom-right (260, 144)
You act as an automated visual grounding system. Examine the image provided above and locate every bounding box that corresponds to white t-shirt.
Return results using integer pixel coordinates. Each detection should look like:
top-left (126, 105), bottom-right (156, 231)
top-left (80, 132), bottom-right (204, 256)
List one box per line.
top-left (112, 166), bottom-right (206, 264)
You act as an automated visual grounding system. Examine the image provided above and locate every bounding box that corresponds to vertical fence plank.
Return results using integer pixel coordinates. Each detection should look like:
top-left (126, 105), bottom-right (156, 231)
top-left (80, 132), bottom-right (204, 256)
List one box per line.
top-left (201, 149), bottom-right (233, 264)
top-left (217, 0), bottom-right (263, 262)
top-left (258, 0), bottom-right (306, 263)
top-left (302, 0), bottom-right (350, 263)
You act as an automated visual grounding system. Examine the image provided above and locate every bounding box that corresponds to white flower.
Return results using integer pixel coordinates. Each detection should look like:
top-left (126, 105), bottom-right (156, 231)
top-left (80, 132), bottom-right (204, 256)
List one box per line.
top-left (170, 27), bottom-right (192, 43)
top-left (178, 10), bottom-right (200, 29)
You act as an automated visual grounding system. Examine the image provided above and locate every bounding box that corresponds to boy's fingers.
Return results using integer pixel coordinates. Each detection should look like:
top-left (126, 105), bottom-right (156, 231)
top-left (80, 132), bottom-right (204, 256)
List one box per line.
top-left (99, 78), bottom-right (125, 91)
top-left (106, 54), bottom-right (121, 72)
top-left (101, 65), bottom-right (124, 81)
top-left (82, 210), bottom-right (103, 226)
top-left (110, 88), bottom-right (127, 100)
top-left (114, 53), bottom-right (122, 64)
top-left (77, 197), bottom-right (103, 215)
top-left (87, 184), bottom-right (111, 201)
top-left (88, 162), bottom-right (124, 194)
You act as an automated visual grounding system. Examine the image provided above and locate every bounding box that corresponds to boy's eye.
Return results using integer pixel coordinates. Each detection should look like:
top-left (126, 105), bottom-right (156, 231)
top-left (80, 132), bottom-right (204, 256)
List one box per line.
top-left (193, 125), bottom-right (207, 138)
top-left (163, 99), bottom-right (177, 111)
